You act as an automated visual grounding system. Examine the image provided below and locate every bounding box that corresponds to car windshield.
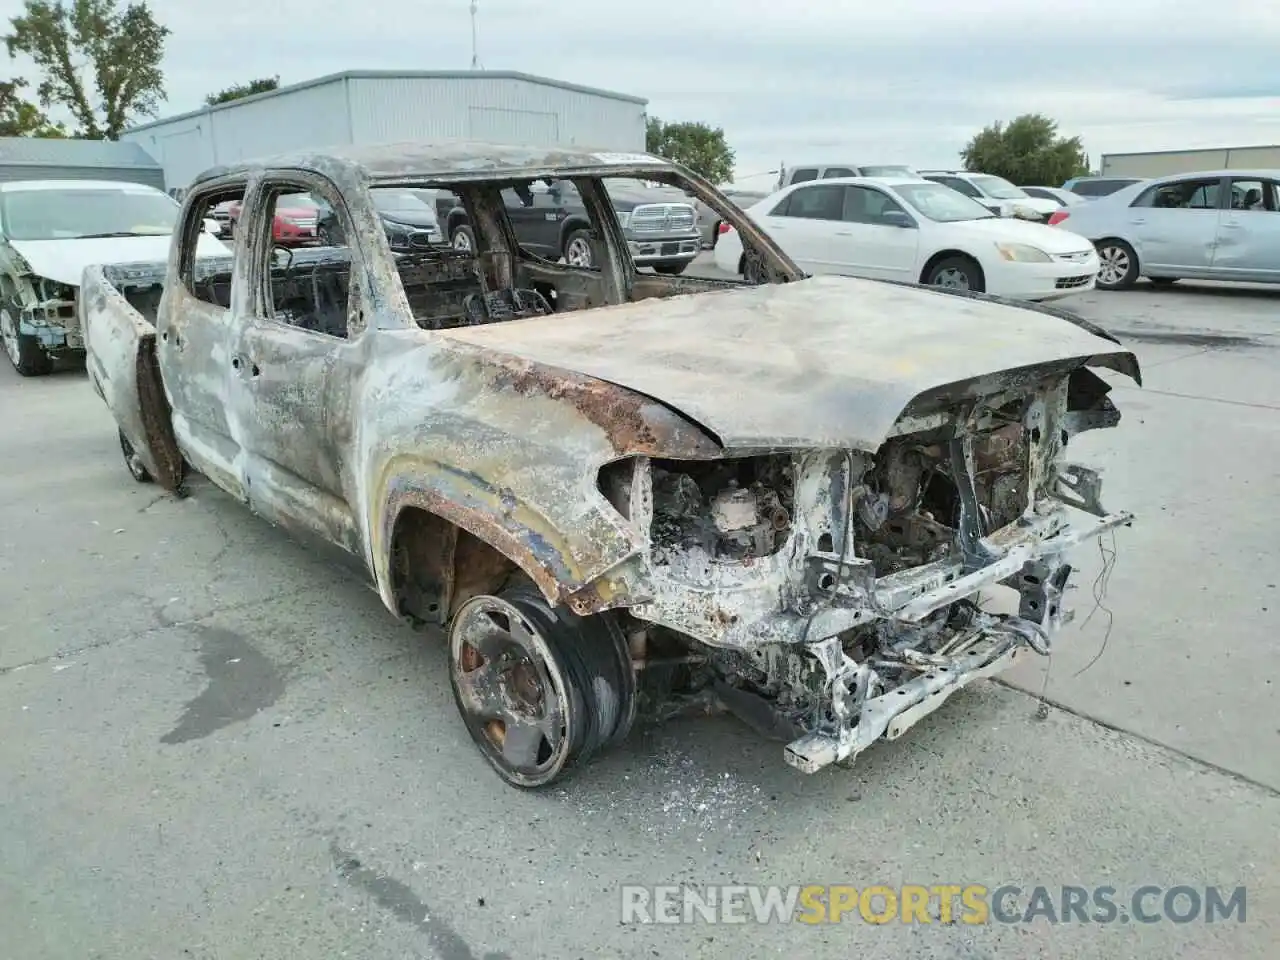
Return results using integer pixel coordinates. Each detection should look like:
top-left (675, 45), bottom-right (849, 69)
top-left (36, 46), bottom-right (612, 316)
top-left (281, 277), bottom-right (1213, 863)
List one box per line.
top-left (861, 165), bottom-right (916, 177)
top-left (277, 192), bottom-right (318, 210)
top-left (372, 190), bottom-right (433, 212)
top-left (894, 183), bottom-right (998, 222)
top-left (969, 175), bottom-right (1028, 200)
top-left (0, 187), bottom-right (179, 241)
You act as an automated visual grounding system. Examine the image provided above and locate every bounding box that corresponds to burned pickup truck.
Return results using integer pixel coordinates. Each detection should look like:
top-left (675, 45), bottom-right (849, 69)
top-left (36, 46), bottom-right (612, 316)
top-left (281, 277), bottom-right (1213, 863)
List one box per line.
top-left (80, 141), bottom-right (1140, 788)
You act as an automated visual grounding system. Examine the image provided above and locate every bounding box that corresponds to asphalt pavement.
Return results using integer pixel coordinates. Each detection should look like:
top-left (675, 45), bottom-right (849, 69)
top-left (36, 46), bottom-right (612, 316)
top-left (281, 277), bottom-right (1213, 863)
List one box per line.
top-left (1, 269), bottom-right (1277, 959)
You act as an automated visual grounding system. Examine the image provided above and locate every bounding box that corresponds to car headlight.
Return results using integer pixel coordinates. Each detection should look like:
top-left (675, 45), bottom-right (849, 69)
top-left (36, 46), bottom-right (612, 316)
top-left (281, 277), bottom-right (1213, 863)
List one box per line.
top-left (995, 242), bottom-right (1053, 263)
top-left (615, 211), bottom-right (631, 228)
top-left (1010, 204), bottom-right (1042, 221)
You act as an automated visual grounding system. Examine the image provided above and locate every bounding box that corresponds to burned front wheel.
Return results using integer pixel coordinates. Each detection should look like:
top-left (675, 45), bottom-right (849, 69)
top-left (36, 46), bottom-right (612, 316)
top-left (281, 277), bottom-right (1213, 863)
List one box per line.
top-left (118, 429), bottom-right (153, 483)
top-left (447, 585), bottom-right (635, 788)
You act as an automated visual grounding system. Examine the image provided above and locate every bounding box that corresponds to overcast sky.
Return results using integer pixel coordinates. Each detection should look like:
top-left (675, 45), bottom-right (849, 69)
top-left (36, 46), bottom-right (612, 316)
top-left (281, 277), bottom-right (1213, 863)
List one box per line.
top-left (9, 0), bottom-right (1280, 187)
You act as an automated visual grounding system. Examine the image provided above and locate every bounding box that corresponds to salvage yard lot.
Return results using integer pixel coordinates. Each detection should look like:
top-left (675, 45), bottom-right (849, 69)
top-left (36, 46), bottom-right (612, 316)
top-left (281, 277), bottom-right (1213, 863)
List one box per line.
top-left (2, 268), bottom-right (1278, 959)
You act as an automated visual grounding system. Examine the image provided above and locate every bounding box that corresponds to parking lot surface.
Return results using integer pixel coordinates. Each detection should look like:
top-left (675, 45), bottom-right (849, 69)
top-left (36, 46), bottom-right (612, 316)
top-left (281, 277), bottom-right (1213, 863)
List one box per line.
top-left (2, 271), bottom-right (1277, 959)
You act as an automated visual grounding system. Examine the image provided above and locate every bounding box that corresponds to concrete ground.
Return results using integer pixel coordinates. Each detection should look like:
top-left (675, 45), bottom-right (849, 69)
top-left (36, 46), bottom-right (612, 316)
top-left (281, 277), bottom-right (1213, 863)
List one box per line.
top-left (1, 270), bottom-right (1277, 959)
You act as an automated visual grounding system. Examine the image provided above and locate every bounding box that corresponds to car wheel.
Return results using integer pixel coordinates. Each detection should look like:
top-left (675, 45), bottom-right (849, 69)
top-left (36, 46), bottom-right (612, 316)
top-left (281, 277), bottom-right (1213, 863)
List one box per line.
top-left (447, 583), bottom-right (635, 789)
top-left (2, 310), bottom-right (53, 376)
top-left (924, 255), bottom-right (984, 293)
top-left (1095, 239), bottom-right (1139, 290)
top-left (451, 223), bottom-right (476, 252)
top-left (653, 261), bottom-right (689, 276)
top-left (563, 229), bottom-right (594, 268)
top-left (119, 429), bottom-right (153, 483)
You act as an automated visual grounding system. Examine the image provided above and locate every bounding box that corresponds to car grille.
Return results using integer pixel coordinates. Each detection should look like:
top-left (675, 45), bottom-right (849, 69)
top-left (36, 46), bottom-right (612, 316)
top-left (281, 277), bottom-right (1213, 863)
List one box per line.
top-left (629, 202), bottom-right (697, 234)
top-left (1055, 274), bottom-right (1094, 289)
top-left (289, 216), bottom-right (318, 229)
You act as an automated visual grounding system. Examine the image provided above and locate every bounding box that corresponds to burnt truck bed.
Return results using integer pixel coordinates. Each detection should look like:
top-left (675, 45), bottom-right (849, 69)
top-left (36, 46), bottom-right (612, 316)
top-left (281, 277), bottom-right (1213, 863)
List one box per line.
top-left (81, 139), bottom-right (1140, 790)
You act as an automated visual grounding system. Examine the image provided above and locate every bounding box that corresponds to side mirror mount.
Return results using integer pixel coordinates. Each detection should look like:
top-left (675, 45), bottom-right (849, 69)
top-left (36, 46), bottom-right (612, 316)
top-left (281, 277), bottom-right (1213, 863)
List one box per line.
top-left (882, 210), bottom-right (915, 229)
top-left (202, 217), bottom-right (220, 236)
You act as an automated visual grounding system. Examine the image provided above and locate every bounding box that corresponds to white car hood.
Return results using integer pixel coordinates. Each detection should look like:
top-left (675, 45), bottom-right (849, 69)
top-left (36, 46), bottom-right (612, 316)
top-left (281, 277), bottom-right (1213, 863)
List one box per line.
top-left (952, 217), bottom-right (1094, 255)
top-left (8, 233), bottom-right (229, 286)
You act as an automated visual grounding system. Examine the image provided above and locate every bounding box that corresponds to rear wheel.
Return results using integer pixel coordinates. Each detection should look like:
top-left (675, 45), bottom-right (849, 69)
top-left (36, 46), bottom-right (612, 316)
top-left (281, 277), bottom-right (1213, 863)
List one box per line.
top-left (451, 223), bottom-right (476, 252)
top-left (447, 584), bottom-right (635, 788)
top-left (1095, 238), bottom-right (1139, 290)
top-left (653, 260), bottom-right (689, 276)
top-left (119, 430), bottom-right (153, 483)
top-left (924, 255), bottom-right (984, 293)
top-left (563, 229), bottom-right (594, 268)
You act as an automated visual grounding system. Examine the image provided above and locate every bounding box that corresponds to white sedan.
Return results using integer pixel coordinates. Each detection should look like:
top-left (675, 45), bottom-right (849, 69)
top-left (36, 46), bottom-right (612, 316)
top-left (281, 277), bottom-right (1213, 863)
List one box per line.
top-left (713, 177), bottom-right (1099, 301)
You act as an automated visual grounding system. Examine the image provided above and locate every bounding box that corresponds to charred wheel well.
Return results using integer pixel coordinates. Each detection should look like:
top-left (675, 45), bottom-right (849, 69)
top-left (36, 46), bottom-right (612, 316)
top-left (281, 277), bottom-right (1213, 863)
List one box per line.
top-left (389, 507), bottom-right (522, 626)
top-left (919, 250), bottom-right (984, 287)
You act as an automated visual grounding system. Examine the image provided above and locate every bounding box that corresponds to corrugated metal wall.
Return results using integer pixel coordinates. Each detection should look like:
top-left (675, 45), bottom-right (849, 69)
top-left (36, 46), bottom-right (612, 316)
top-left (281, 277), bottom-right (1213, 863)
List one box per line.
top-left (124, 73), bottom-right (648, 188)
top-left (0, 164), bottom-right (165, 189)
top-left (124, 83), bottom-right (349, 188)
top-left (346, 76), bottom-right (645, 151)
top-left (1102, 145), bottom-right (1280, 177)
top-left (126, 115), bottom-right (212, 189)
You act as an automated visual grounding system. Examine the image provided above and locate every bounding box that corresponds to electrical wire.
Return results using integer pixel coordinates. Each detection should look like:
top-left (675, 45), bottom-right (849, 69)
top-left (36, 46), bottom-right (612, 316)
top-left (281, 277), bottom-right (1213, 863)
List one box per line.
top-left (1071, 531), bottom-right (1119, 677)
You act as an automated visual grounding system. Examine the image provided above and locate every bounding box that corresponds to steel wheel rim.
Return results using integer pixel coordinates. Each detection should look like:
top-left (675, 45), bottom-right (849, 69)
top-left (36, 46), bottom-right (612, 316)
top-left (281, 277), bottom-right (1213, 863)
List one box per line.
top-left (452, 229), bottom-right (472, 251)
top-left (932, 266), bottom-right (970, 289)
top-left (1, 310), bottom-right (19, 367)
top-left (119, 431), bottom-right (148, 481)
top-left (449, 595), bottom-right (573, 786)
top-left (1098, 246), bottom-right (1129, 286)
top-left (565, 236), bottom-right (592, 267)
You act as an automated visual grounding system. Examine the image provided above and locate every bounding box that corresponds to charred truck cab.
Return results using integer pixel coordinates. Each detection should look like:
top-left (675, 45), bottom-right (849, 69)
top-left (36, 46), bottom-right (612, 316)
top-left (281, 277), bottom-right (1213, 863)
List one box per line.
top-left (79, 141), bottom-right (1139, 789)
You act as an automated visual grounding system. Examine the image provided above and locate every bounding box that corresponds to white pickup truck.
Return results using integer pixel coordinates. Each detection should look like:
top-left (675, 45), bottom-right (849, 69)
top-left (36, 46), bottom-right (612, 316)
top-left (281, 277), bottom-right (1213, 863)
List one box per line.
top-left (80, 141), bottom-right (1140, 789)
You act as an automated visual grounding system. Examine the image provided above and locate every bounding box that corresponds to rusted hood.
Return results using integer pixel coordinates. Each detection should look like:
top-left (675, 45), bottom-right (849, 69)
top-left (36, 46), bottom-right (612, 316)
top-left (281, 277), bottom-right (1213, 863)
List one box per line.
top-left (437, 275), bottom-right (1140, 451)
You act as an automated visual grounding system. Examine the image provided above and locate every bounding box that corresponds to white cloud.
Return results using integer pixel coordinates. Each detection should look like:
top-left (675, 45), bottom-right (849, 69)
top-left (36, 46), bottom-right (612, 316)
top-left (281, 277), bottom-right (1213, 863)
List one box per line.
top-left (6, 0), bottom-right (1280, 182)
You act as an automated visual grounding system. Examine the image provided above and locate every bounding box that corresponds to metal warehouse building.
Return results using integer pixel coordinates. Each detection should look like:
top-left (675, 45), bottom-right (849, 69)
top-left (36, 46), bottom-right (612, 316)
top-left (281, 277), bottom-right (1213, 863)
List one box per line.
top-left (0, 136), bottom-right (165, 188)
top-left (122, 69), bottom-right (650, 189)
top-left (1101, 144), bottom-right (1280, 178)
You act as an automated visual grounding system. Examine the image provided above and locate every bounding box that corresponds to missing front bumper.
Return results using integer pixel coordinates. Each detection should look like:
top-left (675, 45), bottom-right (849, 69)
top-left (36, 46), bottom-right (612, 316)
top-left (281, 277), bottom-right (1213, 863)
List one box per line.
top-left (782, 507), bottom-right (1134, 775)
top-left (784, 627), bottom-right (1025, 774)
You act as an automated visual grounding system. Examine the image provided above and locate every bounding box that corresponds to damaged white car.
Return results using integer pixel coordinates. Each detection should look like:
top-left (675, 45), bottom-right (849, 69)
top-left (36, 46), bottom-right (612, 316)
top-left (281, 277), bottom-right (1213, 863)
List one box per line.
top-left (0, 179), bottom-right (226, 376)
top-left (80, 143), bottom-right (1140, 788)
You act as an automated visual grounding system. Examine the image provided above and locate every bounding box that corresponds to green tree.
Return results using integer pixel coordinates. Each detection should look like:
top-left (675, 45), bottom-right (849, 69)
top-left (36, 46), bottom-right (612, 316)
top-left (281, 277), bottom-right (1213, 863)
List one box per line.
top-left (960, 113), bottom-right (1089, 186)
top-left (4, 0), bottom-right (170, 140)
top-left (646, 116), bottom-right (735, 184)
top-left (0, 76), bottom-right (67, 136)
top-left (205, 75), bottom-right (279, 106)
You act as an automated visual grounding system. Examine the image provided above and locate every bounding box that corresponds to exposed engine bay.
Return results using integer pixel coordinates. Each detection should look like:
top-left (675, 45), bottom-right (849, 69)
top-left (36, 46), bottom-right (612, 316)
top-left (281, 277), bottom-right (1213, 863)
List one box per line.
top-left (601, 367), bottom-right (1132, 774)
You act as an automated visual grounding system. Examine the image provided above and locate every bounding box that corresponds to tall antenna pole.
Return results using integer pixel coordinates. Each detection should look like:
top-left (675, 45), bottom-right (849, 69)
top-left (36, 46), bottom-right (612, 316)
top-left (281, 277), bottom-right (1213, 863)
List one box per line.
top-left (470, 0), bottom-right (480, 70)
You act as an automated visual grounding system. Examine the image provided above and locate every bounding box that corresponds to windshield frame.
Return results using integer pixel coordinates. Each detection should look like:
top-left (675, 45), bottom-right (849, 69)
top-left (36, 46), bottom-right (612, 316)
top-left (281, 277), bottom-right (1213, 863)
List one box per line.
top-left (892, 182), bottom-right (1000, 222)
top-left (0, 186), bottom-right (181, 242)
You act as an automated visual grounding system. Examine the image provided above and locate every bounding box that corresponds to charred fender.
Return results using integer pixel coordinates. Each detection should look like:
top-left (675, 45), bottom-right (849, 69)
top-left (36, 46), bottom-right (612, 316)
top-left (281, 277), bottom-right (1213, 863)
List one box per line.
top-left (370, 456), bottom-right (653, 624)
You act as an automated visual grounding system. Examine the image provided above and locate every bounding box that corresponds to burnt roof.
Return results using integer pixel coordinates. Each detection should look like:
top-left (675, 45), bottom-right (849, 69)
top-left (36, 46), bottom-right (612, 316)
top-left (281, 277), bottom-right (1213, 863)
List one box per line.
top-left (192, 140), bottom-right (678, 187)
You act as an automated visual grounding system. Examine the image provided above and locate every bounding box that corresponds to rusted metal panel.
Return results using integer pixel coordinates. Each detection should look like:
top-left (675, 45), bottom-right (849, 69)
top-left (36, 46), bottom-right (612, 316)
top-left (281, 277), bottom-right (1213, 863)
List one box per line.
top-left (436, 275), bottom-right (1140, 452)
